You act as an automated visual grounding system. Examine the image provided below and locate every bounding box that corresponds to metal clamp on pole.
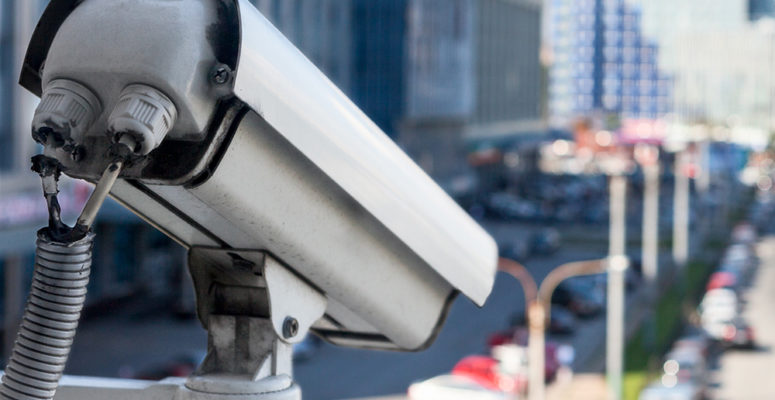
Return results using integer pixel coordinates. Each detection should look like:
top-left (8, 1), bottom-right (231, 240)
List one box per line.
top-left (180, 248), bottom-right (327, 400)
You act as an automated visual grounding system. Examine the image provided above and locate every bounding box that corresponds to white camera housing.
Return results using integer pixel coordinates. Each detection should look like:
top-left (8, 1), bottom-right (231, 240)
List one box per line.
top-left (21, 0), bottom-right (497, 351)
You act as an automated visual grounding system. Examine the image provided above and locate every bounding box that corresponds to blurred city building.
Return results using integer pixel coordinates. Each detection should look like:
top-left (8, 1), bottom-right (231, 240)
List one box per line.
top-left (632, 0), bottom-right (749, 71)
top-left (751, 0), bottom-right (775, 21)
top-left (630, 0), bottom-right (774, 146)
top-left (671, 21), bottom-right (775, 148)
top-left (548, 0), bottom-right (672, 131)
top-left (253, 0), bottom-right (544, 195)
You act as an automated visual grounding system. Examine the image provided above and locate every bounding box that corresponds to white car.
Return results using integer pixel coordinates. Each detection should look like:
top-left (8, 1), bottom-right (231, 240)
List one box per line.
top-left (700, 288), bottom-right (738, 329)
top-left (662, 347), bottom-right (707, 393)
top-left (408, 375), bottom-right (515, 400)
top-left (638, 381), bottom-right (703, 400)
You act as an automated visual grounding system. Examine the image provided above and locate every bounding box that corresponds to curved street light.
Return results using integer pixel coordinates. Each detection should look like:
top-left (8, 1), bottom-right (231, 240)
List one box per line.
top-left (499, 257), bottom-right (607, 400)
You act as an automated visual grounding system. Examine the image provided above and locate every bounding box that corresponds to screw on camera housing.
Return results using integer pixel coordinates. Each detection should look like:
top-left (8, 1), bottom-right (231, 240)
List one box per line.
top-left (282, 317), bottom-right (299, 339)
top-left (211, 63), bottom-right (232, 85)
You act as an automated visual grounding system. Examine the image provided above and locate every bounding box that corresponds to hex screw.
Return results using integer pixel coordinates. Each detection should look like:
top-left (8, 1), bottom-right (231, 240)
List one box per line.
top-left (283, 317), bottom-right (299, 339)
top-left (211, 64), bottom-right (232, 85)
top-left (71, 145), bottom-right (86, 162)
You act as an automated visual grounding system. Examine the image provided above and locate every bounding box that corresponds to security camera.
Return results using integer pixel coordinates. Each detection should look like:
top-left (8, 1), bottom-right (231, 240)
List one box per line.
top-left (16, 1), bottom-right (497, 396)
top-left (13, 0), bottom-right (500, 398)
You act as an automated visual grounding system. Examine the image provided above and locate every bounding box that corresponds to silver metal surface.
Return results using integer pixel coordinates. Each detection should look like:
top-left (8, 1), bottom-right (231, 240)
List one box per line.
top-left (263, 257), bottom-right (326, 345)
top-left (232, 0), bottom-right (497, 306)
top-left (182, 111), bottom-right (454, 349)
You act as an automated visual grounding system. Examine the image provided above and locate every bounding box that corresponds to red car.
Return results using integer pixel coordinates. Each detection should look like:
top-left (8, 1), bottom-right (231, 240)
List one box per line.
top-left (486, 327), bottom-right (561, 382)
top-left (452, 355), bottom-right (526, 394)
top-left (706, 271), bottom-right (737, 291)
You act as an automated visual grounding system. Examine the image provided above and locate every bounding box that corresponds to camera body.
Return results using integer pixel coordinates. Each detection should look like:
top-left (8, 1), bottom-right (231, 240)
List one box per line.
top-left (21, 0), bottom-right (497, 351)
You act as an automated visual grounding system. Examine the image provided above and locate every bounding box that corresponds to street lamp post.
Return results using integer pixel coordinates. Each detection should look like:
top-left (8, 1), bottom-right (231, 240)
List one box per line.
top-left (606, 173), bottom-right (629, 400)
top-left (499, 258), bottom-right (607, 400)
top-left (636, 145), bottom-right (660, 289)
top-left (673, 149), bottom-right (690, 268)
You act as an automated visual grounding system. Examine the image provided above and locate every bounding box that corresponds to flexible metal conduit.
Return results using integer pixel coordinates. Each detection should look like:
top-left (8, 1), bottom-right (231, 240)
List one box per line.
top-left (0, 229), bottom-right (94, 400)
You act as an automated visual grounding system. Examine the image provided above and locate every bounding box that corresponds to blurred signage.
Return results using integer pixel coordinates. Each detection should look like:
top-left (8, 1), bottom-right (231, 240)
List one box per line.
top-left (405, 0), bottom-right (474, 119)
top-left (0, 181), bottom-right (91, 229)
top-left (619, 119), bottom-right (667, 144)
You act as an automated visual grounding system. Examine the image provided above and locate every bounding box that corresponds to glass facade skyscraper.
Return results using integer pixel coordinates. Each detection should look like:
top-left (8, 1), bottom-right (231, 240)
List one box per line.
top-left (751, 0), bottom-right (775, 20)
top-left (549, 0), bottom-right (671, 127)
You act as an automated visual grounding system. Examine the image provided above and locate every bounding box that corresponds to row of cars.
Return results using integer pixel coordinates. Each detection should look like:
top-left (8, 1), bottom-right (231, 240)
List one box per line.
top-left (497, 228), bottom-right (562, 263)
top-left (639, 222), bottom-right (760, 400)
top-left (481, 184), bottom-right (608, 226)
top-left (407, 270), bottom-right (625, 399)
top-left (407, 328), bottom-right (562, 400)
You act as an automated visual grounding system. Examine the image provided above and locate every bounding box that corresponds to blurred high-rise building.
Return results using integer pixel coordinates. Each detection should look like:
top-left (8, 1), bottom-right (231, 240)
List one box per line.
top-left (548, 0), bottom-right (671, 130)
top-left (751, 0), bottom-right (775, 21)
top-left (631, 0), bottom-right (748, 71)
top-left (632, 0), bottom-right (773, 144)
top-left (468, 0), bottom-right (543, 140)
top-left (671, 22), bottom-right (775, 146)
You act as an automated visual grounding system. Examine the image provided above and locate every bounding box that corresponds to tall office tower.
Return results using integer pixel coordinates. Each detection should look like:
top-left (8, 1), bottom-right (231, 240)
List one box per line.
top-left (672, 22), bottom-right (775, 144)
top-left (251, 0), bottom-right (475, 141)
top-left (631, 0), bottom-right (772, 143)
top-left (549, 0), bottom-right (671, 128)
top-left (751, 0), bottom-right (775, 21)
top-left (631, 0), bottom-right (748, 71)
top-left (467, 0), bottom-right (543, 140)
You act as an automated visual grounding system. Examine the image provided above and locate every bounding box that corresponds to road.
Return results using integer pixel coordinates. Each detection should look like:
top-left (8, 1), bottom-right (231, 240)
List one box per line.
top-left (710, 236), bottom-right (775, 399)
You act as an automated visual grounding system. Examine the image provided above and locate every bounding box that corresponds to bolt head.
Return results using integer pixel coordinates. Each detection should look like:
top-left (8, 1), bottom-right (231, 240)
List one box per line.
top-left (283, 317), bottom-right (299, 339)
top-left (211, 64), bottom-right (232, 85)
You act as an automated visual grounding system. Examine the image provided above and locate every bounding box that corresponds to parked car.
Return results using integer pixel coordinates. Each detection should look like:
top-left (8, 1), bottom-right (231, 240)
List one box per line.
top-left (486, 192), bottom-right (539, 220)
top-left (706, 271), bottom-right (737, 292)
top-left (486, 327), bottom-right (561, 381)
top-left (638, 381), bottom-right (703, 400)
top-left (718, 317), bottom-right (756, 349)
top-left (451, 354), bottom-right (525, 395)
top-left (551, 283), bottom-right (603, 318)
top-left (530, 228), bottom-right (561, 255)
top-left (699, 288), bottom-right (739, 331)
top-left (498, 238), bottom-right (531, 262)
top-left (670, 333), bottom-right (711, 359)
top-left (663, 347), bottom-right (708, 392)
top-left (731, 223), bottom-right (757, 245)
top-left (408, 374), bottom-right (513, 400)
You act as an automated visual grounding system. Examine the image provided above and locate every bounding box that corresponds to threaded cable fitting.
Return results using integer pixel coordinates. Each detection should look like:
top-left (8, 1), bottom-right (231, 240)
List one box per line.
top-left (0, 229), bottom-right (94, 400)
